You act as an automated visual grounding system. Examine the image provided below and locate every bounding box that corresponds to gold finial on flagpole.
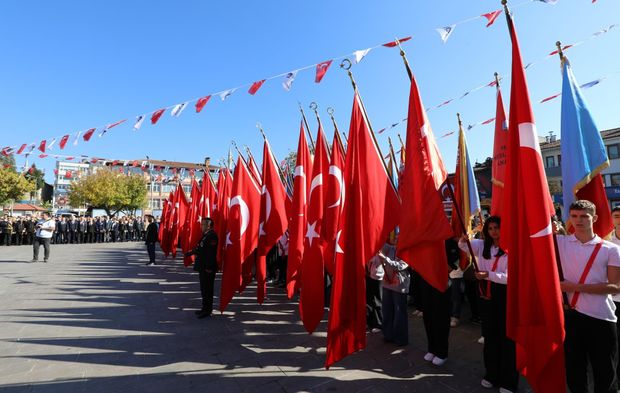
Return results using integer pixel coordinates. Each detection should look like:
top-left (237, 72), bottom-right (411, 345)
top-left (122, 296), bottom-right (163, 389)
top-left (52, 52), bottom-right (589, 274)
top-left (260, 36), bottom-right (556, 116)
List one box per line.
top-left (327, 107), bottom-right (347, 149)
top-left (397, 133), bottom-right (405, 151)
top-left (340, 59), bottom-right (357, 91)
top-left (502, 0), bottom-right (510, 16)
top-left (494, 72), bottom-right (501, 88)
top-left (256, 122), bottom-right (267, 141)
top-left (457, 113), bottom-right (463, 127)
top-left (555, 41), bottom-right (565, 61)
top-left (396, 38), bottom-right (413, 82)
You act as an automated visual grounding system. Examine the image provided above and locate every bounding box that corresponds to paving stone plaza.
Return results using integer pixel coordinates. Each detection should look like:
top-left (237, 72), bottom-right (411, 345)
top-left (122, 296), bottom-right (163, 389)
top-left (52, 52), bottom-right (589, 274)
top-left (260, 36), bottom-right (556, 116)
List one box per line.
top-left (0, 243), bottom-right (530, 392)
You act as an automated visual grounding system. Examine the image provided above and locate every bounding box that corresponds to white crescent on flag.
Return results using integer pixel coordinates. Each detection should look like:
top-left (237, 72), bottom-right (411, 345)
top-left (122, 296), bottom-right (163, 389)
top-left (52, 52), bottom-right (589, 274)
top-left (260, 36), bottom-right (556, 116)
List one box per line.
top-left (327, 165), bottom-right (345, 209)
top-left (230, 195), bottom-right (250, 237)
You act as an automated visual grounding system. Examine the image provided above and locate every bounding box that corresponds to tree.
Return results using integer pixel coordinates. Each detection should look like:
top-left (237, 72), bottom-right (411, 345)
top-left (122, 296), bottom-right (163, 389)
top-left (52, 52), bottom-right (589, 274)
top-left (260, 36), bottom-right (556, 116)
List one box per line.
top-left (68, 169), bottom-right (148, 216)
top-left (0, 167), bottom-right (35, 205)
top-left (24, 164), bottom-right (45, 200)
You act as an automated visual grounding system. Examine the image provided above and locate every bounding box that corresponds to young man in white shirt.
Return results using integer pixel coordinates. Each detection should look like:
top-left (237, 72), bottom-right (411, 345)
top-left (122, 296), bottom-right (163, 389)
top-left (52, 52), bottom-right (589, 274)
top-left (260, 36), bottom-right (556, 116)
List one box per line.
top-left (558, 200), bottom-right (620, 393)
top-left (32, 212), bottom-right (55, 263)
top-left (609, 206), bottom-right (620, 384)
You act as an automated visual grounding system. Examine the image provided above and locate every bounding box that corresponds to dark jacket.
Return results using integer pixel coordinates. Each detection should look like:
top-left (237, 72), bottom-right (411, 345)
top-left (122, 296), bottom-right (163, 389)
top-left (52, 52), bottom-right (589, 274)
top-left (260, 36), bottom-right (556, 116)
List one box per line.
top-left (145, 222), bottom-right (159, 243)
top-left (445, 238), bottom-right (460, 271)
top-left (188, 230), bottom-right (218, 272)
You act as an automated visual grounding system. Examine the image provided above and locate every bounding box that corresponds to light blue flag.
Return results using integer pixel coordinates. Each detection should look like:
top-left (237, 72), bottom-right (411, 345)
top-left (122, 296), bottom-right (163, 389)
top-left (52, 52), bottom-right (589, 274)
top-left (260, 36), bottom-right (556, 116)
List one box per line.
top-left (560, 59), bottom-right (609, 222)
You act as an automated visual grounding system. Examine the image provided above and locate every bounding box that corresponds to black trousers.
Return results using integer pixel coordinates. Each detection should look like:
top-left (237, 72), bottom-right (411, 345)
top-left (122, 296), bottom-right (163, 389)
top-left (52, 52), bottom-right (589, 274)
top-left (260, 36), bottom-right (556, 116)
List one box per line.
top-left (615, 301), bottom-right (620, 383)
top-left (420, 277), bottom-right (451, 359)
top-left (33, 237), bottom-right (50, 261)
top-left (146, 242), bottom-right (156, 263)
top-left (479, 282), bottom-right (518, 392)
top-left (565, 309), bottom-right (618, 393)
top-left (198, 270), bottom-right (216, 314)
top-left (365, 276), bottom-right (382, 329)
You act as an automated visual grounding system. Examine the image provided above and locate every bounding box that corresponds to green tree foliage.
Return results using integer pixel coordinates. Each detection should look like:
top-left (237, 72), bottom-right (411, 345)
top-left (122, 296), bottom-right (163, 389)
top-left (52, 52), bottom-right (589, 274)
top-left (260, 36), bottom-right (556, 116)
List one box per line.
top-left (0, 167), bottom-right (35, 205)
top-left (68, 169), bottom-right (148, 216)
top-left (24, 164), bottom-right (45, 191)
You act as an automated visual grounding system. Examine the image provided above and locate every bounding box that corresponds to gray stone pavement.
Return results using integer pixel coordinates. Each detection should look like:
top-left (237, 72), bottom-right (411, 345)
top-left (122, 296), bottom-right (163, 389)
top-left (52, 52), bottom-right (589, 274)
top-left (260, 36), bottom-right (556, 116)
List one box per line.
top-left (0, 242), bottom-right (531, 392)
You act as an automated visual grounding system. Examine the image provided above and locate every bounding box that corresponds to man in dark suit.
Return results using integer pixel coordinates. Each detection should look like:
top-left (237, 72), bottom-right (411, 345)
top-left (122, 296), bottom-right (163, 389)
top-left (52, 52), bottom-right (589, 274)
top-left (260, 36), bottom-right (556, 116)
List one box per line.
top-left (144, 216), bottom-right (158, 266)
top-left (185, 218), bottom-right (218, 319)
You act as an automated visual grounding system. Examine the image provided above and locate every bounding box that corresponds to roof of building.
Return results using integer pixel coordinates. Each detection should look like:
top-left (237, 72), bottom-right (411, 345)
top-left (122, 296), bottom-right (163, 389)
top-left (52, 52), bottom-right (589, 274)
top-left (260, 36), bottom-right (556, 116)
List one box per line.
top-left (540, 127), bottom-right (620, 150)
top-left (10, 203), bottom-right (47, 212)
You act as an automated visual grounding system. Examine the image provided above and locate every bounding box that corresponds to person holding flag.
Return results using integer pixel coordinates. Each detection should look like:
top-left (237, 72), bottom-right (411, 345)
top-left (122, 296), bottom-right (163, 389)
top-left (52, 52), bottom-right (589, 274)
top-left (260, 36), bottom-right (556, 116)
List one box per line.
top-left (185, 217), bottom-right (218, 319)
top-left (459, 216), bottom-right (518, 393)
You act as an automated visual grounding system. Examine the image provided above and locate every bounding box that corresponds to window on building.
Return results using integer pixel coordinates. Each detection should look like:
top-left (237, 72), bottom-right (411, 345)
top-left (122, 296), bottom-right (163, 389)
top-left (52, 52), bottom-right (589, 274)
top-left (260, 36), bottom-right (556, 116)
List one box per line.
top-left (545, 156), bottom-right (555, 168)
top-left (610, 173), bottom-right (620, 186)
top-left (557, 154), bottom-right (561, 166)
top-left (608, 144), bottom-right (620, 160)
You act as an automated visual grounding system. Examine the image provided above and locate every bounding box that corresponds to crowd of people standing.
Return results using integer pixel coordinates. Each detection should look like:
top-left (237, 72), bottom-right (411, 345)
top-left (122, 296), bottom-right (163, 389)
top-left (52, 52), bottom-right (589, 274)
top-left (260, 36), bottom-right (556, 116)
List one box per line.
top-left (0, 214), bottom-right (150, 246)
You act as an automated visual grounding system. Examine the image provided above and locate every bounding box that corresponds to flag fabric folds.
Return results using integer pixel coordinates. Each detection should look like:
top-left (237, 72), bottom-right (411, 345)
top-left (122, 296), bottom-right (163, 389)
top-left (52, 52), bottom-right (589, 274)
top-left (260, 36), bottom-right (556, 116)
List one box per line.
top-left (59, 135), bottom-right (70, 150)
top-left (256, 139), bottom-right (289, 304)
top-left (300, 123), bottom-right (330, 334)
top-left (491, 84), bottom-right (509, 216)
top-left (287, 122), bottom-right (312, 298)
top-left (219, 157), bottom-right (261, 312)
top-left (83, 128), bottom-right (96, 141)
top-left (397, 67), bottom-right (453, 292)
top-left (151, 109), bottom-right (166, 124)
top-left (170, 185), bottom-right (189, 259)
top-left (325, 92), bottom-right (400, 368)
top-left (195, 95), bottom-right (211, 113)
top-left (315, 60), bottom-right (333, 83)
top-left (501, 11), bottom-right (566, 393)
top-left (248, 80), bottom-right (266, 95)
top-left (560, 58), bottom-right (612, 237)
top-left (323, 130), bottom-right (346, 275)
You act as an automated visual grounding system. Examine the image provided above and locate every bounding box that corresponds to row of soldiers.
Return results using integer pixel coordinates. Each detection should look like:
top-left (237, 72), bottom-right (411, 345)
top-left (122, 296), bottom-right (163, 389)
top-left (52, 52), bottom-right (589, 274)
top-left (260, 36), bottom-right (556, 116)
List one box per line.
top-left (0, 215), bottom-right (150, 246)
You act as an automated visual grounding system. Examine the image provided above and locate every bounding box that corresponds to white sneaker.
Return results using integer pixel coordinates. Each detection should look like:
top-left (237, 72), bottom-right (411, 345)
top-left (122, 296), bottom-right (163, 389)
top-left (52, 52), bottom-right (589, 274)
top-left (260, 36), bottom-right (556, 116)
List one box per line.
top-left (450, 317), bottom-right (460, 327)
top-left (477, 336), bottom-right (485, 344)
top-left (431, 356), bottom-right (447, 366)
top-left (371, 327), bottom-right (381, 334)
top-left (498, 388), bottom-right (514, 393)
top-left (423, 352), bottom-right (435, 362)
top-left (481, 379), bottom-right (493, 388)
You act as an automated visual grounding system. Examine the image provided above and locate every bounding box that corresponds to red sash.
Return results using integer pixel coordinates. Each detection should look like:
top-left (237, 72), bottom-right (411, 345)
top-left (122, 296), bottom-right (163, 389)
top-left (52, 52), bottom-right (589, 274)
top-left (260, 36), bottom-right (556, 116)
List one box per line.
top-left (569, 242), bottom-right (603, 309)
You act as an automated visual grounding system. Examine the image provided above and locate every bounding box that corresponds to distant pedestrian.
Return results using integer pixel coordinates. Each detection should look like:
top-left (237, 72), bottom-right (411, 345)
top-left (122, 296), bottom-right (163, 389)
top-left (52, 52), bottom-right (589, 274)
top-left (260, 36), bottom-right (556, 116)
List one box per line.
top-left (32, 212), bottom-right (55, 263)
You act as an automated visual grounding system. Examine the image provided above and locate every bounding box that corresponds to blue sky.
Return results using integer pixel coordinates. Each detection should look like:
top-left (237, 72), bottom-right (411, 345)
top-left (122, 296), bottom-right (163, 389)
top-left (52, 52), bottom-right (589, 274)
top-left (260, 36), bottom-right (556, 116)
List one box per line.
top-left (1, 0), bottom-right (618, 183)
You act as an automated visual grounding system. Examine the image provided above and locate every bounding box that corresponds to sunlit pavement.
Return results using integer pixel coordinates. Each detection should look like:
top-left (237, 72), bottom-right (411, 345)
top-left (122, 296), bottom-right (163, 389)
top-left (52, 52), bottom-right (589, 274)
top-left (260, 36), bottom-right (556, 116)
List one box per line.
top-left (0, 243), bottom-right (529, 392)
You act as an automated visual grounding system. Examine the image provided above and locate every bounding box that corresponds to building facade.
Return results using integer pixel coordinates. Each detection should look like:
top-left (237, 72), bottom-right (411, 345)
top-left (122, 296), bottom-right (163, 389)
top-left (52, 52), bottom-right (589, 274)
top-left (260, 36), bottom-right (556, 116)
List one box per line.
top-left (540, 127), bottom-right (620, 211)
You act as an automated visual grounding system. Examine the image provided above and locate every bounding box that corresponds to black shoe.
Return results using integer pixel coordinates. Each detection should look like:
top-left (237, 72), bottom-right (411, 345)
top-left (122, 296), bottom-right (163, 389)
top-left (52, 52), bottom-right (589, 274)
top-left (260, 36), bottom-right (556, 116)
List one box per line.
top-left (43, 260), bottom-right (48, 263)
top-left (194, 310), bottom-right (203, 315)
top-left (196, 310), bottom-right (211, 319)
top-left (30, 259), bottom-right (37, 263)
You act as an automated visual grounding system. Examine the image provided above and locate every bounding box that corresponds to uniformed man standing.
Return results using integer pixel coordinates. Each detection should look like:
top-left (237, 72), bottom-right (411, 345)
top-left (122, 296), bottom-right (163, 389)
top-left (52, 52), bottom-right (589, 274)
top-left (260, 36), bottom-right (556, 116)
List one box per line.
top-left (185, 218), bottom-right (218, 319)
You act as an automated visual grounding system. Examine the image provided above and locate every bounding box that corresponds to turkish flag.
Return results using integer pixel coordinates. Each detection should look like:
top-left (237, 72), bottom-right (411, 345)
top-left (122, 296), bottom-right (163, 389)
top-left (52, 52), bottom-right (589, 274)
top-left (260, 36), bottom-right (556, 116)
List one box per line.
top-left (38, 140), bottom-right (46, 153)
top-left (83, 128), bottom-right (96, 142)
top-left (300, 124), bottom-right (330, 333)
top-left (183, 180), bottom-right (202, 267)
top-left (247, 154), bottom-right (262, 185)
top-left (170, 184), bottom-right (189, 259)
top-left (59, 135), bottom-right (70, 150)
top-left (17, 144), bottom-right (27, 155)
top-left (151, 108), bottom-right (166, 125)
top-left (323, 130), bottom-right (346, 275)
top-left (219, 157), bottom-right (261, 312)
top-left (325, 92), bottom-right (400, 368)
top-left (248, 79), bottom-right (266, 95)
top-left (201, 173), bottom-right (217, 219)
top-left (315, 60), bottom-right (333, 83)
top-left (256, 139), bottom-right (289, 304)
top-left (491, 86), bottom-right (508, 216)
top-left (216, 169), bottom-right (233, 267)
top-left (158, 196), bottom-right (170, 254)
top-left (501, 12), bottom-right (566, 393)
top-left (397, 67), bottom-right (453, 292)
top-left (287, 121), bottom-right (313, 298)
top-left (195, 95), bottom-right (211, 113)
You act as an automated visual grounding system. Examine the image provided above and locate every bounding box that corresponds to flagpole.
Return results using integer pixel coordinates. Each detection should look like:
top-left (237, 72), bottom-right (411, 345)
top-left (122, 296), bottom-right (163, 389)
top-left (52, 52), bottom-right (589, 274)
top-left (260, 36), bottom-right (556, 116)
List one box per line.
top-left (231, 140), bottom-right (249, 168)
top-left (397, 133), bottom-right (405, 153)
top-left (310, 102), bottom-right (331, 156)
top-left (552, 41), bottom-right (571, 308)
top-left (257, 122), bottom-right (290, 187)
top-left (298, 104), bottom-right (316, 152)
top-left (387, 137), bottom-right (398, 176)
top-left (339, 58), bottom-right (399, 197)
top-left (327, 107), bottom-right (347, 151)
top-left (446, 113), bottom-right (480, 272)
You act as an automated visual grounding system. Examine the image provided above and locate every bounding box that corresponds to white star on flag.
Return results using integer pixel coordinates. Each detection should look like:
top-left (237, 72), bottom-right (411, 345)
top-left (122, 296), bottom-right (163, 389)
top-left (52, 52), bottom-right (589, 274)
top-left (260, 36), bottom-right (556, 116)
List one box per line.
top-left (225, 232), bottom-right (232, 248)
top-left (305, 221), bottom-right (320, 247)
top-left (171, 102), bottom-right (187, 117)
top-left (133, 115), bottom-right (145, 131)
top-left (353, 48), bottom-right (372, 64)
top-left (282, 71), bottom-right (298, 91)
top-left (436, 25), bottom-right (455, 43)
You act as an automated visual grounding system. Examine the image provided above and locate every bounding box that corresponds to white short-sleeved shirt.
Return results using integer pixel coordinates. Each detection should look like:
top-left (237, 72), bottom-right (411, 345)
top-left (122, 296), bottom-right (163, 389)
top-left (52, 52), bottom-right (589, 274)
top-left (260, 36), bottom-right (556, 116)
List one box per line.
top-left (458, 238), bottom-right (508, 284)
top-left (557, 234), bottom-right (620, 322)
top-left (36, 219), bottom-right (55, 239)
top-left (607, 231), bottom-right (620, 302)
